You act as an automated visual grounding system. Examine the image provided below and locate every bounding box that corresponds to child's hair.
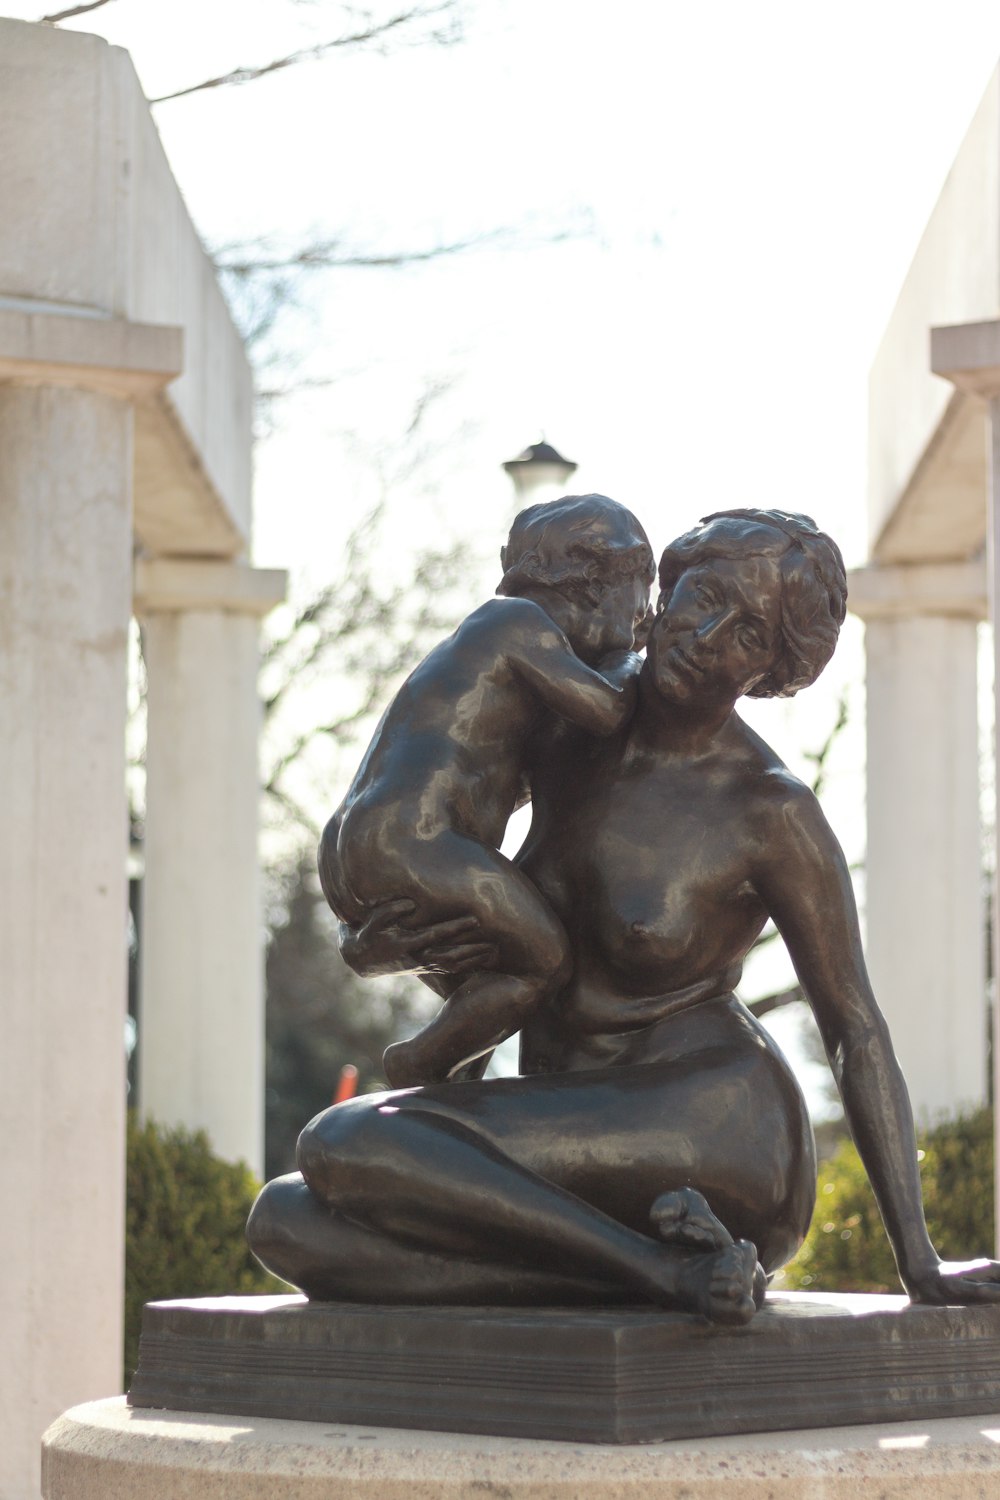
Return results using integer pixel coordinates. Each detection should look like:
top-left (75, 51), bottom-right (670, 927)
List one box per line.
top-left (498, 494), bottom-right (655, 608)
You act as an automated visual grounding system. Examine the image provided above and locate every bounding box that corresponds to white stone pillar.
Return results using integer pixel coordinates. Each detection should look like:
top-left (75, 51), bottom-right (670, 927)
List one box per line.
top-left (931, 320), bottom-right (1000, 1250)
top-left (135, 560), bottom-right (286, 1175)
top-left (851, 563), bottom-right (987, 1121)
top-left (0, 315), bottom-right (180, 1500)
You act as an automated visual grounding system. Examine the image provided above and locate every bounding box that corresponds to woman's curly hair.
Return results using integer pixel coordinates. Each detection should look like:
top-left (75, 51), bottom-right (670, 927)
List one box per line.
top-left (657, 509), bottom-right (848, 698)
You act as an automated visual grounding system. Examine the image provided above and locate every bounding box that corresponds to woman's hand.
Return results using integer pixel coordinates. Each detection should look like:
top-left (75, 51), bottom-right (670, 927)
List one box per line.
top-left (339, 899), bottom-right (499, 979)
top-left (904, 1257), bottom-right (1000, 1306)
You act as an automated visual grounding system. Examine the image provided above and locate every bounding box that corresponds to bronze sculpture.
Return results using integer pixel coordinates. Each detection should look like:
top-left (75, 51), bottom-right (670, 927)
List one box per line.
top-left (248, 505), bottom-right (1000, 1325)
top-left (318, 494), bottom-right (655, 1089)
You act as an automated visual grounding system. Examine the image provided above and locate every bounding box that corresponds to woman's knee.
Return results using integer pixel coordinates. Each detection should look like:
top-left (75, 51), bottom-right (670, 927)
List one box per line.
top-left (296, 1096), bottom-right (400, 1204)
top-left (246, 1174), bottom-right (301, 1266)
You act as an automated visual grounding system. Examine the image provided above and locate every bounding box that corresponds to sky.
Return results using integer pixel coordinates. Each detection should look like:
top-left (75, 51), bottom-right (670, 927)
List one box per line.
top-left (6, 0), bottom-right (999, 571)
top-left (6, 0), bottom-right (1000, 1103)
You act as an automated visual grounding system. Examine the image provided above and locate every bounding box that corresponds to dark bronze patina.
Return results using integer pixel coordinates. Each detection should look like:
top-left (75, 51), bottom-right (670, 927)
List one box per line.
top-left (248, 504), bottom-right (1000, 1326)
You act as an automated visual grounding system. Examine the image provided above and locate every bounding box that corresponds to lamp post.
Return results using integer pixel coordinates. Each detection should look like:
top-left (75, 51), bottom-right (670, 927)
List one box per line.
top-left (502, 440), bottom-right (578, 509)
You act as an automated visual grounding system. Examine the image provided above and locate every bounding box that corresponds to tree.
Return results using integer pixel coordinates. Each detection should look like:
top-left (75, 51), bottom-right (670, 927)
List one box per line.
top-left (744, 692), bottom-right (850, 1018)
top-left (147, 2), bottom-right (465, 105)
top-left (256, 369), bottom-right (490, 837)
top-left (35, 0), bottom-right (583, 412)
top-left (741, 693), bottom-right (853, 1128)
top-left (263, 853), bottom-right (432, 1178)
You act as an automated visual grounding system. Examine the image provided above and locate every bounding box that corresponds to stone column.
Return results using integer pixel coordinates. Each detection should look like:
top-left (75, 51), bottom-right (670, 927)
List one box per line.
top-left (0, 311), bottom-right (181, 1500)
top-left (850, 562), bottom-right (987, 1121)
top-left (931, 320), bottom-right (1000, 1249)
top-left (135, 559), bottom-right (286, 1175)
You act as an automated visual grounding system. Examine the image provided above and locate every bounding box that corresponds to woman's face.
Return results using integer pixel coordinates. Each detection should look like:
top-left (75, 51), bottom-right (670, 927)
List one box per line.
top-left (647, 554), bottom-right (784, 708)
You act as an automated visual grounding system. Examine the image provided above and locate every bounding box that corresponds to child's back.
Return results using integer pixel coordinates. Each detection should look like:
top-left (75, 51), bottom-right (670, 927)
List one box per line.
top-left (337, 593), bottom-right (639, 875)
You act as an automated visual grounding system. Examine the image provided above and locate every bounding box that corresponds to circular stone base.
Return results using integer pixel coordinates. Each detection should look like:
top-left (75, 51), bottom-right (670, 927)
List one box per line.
top-left (42, 1397), bottom-right (1000, 1499)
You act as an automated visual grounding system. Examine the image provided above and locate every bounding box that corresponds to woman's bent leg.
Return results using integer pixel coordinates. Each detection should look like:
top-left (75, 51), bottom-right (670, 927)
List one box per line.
top-left (249, 1173), bottom-right (640, 1304)
top-left (295, 1095), bottom-right (759, 1323)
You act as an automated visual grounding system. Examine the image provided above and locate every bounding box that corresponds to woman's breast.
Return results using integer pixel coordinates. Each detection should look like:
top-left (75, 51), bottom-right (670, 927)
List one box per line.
top-left (575, 813), bottom-right (761, 990)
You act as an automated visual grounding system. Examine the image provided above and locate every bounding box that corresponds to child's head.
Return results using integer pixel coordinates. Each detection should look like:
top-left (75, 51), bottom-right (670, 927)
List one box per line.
top-left (500, 494), bottom-right (654, 602)
top-left (498, 495), bottom-right (655, 658)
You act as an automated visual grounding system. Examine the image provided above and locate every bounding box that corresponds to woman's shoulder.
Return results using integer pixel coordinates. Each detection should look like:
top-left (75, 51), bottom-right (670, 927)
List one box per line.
top-left (729, 717), bottom-right (822, 821)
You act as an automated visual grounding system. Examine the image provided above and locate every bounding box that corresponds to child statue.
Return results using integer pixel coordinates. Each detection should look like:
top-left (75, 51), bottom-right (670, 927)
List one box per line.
top-left (319, 494), bottom-right (655, 1087)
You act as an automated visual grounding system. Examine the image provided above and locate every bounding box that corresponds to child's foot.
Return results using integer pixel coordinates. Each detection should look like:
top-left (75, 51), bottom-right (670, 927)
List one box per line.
top-left (650, 1188), bottom-right (733, 1250)
top-left (383, 1038), bottom-right (442, 1089)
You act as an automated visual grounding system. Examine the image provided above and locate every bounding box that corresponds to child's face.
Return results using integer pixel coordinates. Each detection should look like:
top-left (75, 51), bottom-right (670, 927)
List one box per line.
top-left (566, 572), bottom-right (651, 662)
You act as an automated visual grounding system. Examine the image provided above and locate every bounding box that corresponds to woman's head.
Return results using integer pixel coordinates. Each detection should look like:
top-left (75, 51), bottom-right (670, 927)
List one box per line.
top-left (656, 510), bottom-right (847, 698)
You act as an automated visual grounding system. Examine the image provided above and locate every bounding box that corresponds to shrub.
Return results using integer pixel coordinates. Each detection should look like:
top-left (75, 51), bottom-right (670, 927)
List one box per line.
top-left (125, 1114), bottom-right (285, 1383)
top-left (779, 1107), bottom-right (995, 1292)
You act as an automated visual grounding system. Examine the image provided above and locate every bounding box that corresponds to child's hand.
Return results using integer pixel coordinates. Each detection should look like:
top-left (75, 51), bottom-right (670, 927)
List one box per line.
top-left (597, 649), bottom-right (643, 696)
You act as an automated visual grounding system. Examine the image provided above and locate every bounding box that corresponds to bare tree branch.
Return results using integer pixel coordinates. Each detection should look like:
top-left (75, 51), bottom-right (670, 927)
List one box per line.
top-left (216, 228), bottom-right (519, 278)
top-left (800, 690), bottom-right (849, 800)
top-left (215, 221), bottom-right (585, 398)
top-left (151, 2), bottom-right (461, 104)
top-left (255, 373), bottom-right (347, 403)
top-left (743, 694), bottom-right (853, 1017)
top-left (40, 0), bottom-right (114, 20)
top-left (262, 784), bottom-right (323, 842)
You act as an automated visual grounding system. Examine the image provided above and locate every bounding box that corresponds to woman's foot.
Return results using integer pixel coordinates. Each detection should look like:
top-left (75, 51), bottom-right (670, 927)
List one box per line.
top-left (650, 1189), bottom-right (768, 1313)
top-left (672, 1237), bottom-right (760, 1325)
top-left (650, 1188), bottom-right (733, 1250)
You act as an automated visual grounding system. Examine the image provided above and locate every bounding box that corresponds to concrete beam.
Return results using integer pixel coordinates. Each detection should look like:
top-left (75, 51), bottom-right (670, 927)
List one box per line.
top-left (0, 306), bottom-right (182, 398)
top-left (135, 559), bottom-right (288, 616)
top-left (871, 389), bottom-right (987, 564)
top-left (848, 559), bottom-right (987, 621)
top-left (932, 317), bottom-right (1000, 396)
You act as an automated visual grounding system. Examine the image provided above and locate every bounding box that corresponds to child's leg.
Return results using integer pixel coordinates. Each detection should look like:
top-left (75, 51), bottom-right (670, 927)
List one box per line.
top-left (381, 835), bottom-right (571, 1088)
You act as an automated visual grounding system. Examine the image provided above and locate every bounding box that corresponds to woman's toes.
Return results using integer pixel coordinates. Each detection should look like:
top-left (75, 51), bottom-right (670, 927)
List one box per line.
top-left (706, 1240), bottom-right (759, 1325)
top-left (650, 1187), bottom-right (733, 1250)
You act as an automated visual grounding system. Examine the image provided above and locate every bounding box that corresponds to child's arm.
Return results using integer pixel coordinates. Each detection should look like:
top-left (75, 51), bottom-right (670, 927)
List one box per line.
top-left (511, 621), bottom-right (641, 735)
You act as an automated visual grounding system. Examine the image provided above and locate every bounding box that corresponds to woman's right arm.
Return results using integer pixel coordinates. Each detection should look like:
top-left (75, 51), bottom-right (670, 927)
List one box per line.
top-left (755, 778), bottom-right (1000, 1304)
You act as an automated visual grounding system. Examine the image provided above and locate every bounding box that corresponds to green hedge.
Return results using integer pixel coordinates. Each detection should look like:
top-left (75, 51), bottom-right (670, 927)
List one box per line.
top-left (125, 1114), bottom-right (284, 1383)
top-left (779, 1107), bottom-right (995, 1292)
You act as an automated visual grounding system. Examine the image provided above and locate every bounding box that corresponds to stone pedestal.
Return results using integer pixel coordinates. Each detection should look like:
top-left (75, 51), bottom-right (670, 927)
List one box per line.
top-left (126, 1292), bottom-right (1000, 1445)
top-left (42, 1397), bottom-right (1000, 1499)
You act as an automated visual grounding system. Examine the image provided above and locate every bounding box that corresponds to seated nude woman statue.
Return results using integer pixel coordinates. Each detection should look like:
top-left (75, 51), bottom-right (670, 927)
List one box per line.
top-left (249, 507), bottom-right (1000, 1325)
